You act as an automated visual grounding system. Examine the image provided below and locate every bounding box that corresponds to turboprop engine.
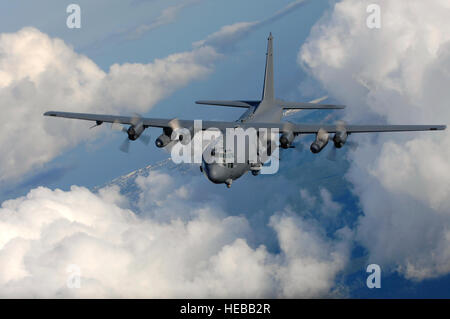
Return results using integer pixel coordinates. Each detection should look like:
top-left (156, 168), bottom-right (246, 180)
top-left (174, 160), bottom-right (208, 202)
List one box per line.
top-left (333, 130), bottom-right (348, 148)
top-left (127, 123), bottom-right (145, 141)
top-left (310, 128), bottom-right (329, 154)
top-left (155, 126), bottom-right (194, 148)
top-left (155, 127), bottom-right (173, 148)
top-left (279, 131), bottom-right (295, 149)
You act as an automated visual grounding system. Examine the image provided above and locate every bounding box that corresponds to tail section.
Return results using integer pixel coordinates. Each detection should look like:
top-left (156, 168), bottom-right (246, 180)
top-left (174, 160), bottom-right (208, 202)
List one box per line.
top-left (262, 33), bottom-right (274, 101)
top-left (195, 33), bottom-right (346, 114)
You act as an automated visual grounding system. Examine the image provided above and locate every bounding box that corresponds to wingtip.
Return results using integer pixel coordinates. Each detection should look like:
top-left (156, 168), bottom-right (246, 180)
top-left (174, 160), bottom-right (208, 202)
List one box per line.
top-left (429, 125), bottom-right (446, 131)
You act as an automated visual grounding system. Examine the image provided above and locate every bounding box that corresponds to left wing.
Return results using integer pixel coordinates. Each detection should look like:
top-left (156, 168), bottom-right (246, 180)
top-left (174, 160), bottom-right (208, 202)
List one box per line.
top-left (44, 111), bottom-right (173, 128)
top-left (44, 111), bottom-right (446, 134)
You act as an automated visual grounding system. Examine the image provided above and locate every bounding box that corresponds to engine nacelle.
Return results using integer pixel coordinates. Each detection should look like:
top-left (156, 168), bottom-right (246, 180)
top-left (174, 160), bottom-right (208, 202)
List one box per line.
top-left (310, 129), bottom-right (329, 154)
top-left (155, 133), bottom-right (171, 148)
top-left (333, 130), bottom-right (348, 148)
top-left (279, 131), bottom-right (294, 149)
top-left (127, 123), bottom-right (145, 141)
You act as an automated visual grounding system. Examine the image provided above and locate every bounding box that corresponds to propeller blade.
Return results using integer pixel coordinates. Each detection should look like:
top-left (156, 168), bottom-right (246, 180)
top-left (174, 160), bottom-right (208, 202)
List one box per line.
top-left (139, 134), bottom-right (151, 146)
top-left (131, 113), bottom-right (143, 126)
top-left (112, 121), bottom-right (127, 133)
top-left (336, 120), bottom-right (347, 131)
top-left (169, 118), bottom-right (181, 129)
top-left (119, 138), bottom-right (130, 153)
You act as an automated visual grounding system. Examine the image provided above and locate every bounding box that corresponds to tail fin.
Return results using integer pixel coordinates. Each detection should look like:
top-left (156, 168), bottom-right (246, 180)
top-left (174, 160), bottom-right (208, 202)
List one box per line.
top-left (262, 33), bottom-right (274, 101)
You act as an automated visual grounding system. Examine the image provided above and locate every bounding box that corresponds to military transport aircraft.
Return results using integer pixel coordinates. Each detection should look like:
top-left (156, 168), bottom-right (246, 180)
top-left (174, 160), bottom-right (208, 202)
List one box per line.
top-left (44, 33), bottom-right (446, 188)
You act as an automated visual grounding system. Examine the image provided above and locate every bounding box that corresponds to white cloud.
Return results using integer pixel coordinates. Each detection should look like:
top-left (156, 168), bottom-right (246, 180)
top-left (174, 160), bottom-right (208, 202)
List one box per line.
top-left (299, 188), bottom-right (342, 217)
top-left (299, 0), bottom-right (450, 280)
top-left (0, 27), bottom-right (219, 183)
top-left (0, 171), bottom-right (350, 298)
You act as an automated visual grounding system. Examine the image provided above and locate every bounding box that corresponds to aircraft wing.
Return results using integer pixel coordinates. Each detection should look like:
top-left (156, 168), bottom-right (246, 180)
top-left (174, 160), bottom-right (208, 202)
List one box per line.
top-left (236, 122), bottom-right (446, 134)
top-left (288, 124), bottom-right (447, 133)
top-left (44, 111), bottom-right (256, 130)
top-left (44, 111), bottom-right (446, 134)
top-left (44, 111), bottom-right (174, 128)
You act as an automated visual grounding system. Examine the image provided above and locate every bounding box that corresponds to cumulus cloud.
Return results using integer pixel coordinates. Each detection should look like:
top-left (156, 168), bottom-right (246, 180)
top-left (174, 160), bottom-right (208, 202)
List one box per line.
top-left (0, 170), bottom-right (350, 298)
top-left (299, 188), bottom-right (342, 217)
top-left (299, 0), bottom-right (450, 280)
top-left (0, 27), bottom-right (219, 183)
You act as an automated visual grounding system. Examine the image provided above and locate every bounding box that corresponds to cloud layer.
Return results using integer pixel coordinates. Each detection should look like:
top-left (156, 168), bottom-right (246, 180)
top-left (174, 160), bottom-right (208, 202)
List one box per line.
top-left (0, 170), bottom-right (350, 298)
top-left (299, 0), bottom-right (450, 280)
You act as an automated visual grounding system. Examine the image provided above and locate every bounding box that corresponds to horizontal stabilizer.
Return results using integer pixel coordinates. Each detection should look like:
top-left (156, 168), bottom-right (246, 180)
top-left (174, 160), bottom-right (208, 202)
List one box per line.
top-left (278, 99), bottom-right (345, 110)
top-left (195, 100), bottom-right (260, 108)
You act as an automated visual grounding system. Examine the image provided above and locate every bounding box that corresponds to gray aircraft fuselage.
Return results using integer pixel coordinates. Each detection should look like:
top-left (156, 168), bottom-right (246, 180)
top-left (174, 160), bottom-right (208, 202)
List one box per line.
top-left (201, 99), bottom-right (282, 187)
top-left (201, 34), bottom-right (281, 187)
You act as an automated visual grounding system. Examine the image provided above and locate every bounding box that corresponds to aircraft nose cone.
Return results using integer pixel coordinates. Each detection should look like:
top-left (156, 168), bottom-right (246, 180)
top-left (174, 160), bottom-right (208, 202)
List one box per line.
top-left (205, 163), bottom-right (226, 184)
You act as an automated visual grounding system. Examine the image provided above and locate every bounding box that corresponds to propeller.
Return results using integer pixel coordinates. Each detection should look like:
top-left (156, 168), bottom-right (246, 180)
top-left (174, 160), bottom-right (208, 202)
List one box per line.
top-left (111, 114), bottom-right (151, 153)
top-left (279, 135), bottom-right (304, 160)
top-left (168, 118), bottom-right (194, 145)
top-left (119, 137), bottom-right (131, 153)
top-left (325, 121), bottom-right (358, 161)
top-left (290, 135), bottom-right (305, 152)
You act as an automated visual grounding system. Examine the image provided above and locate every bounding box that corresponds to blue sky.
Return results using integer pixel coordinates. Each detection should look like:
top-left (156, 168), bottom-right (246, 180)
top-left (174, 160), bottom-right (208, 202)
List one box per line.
top-left (0, 0), bottom-right (449, 298)
top-left (1, 0), bottom-right (330, 195)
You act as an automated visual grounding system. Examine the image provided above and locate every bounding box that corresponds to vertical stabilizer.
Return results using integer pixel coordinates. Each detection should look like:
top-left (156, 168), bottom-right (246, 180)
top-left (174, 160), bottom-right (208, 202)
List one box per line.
top-left (262, 33), bottom-right (274, 101)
